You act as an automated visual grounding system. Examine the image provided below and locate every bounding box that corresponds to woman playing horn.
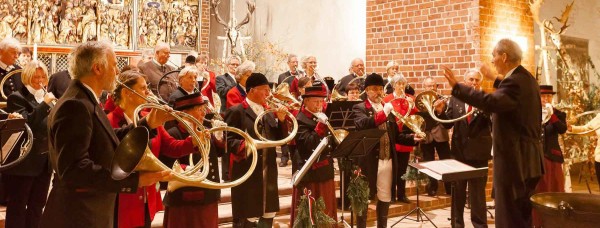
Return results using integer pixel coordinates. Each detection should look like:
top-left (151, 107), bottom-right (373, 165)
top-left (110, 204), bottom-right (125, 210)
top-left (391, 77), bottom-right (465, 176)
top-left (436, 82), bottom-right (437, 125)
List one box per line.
top-left (163, 92), bottom-right (226, 228)
top-left (224, 73), bottom-right (289, 228)
top-left (382, 73), bottom-right (418, 203)
top-left (107, 70), bottom-right (201, 228)
top-left (3, 60), bottom-right (56, 228)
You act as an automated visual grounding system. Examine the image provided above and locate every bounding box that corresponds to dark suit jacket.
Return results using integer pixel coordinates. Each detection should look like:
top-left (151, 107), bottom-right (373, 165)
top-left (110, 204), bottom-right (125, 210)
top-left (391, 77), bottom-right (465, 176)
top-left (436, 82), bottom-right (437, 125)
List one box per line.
top-left (224, 100), bottom-right (287, 218)
top-left (337, 73), bottom-right (360, 96)
top-left (48, 70), bottom-right (71, 99)
top-left (416, 109), bottom-right (452, 143)
top-left (40, 80), bottom-right (144, 228)
top-left (0, 65), bottom-right (23, 101)
top-left (543, 109), bottom-right (567, 163)
top-left (445, 97), bottom-right (492, 161)
top-left (138, 60), bottom-right (176, 101)
top-left (2, 86), bottom-right (52, 176)
top-left (353, 100), bottom-right (417, 198)
top-left (452, 65), bottom-right (543, 196)
top-left (168, 87), bottom-right (190, 107)
top-left (215, 73), bottom-right (236, 112)
top-left (277, 71), bottom-right (296, 85)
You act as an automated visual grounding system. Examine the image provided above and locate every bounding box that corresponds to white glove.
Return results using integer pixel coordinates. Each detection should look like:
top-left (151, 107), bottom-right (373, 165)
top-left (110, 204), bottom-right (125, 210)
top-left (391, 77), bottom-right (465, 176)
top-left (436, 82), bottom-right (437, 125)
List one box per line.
top-left (314, 112), bottom-right (328, 124)
top-left (383, 102), bottom-right (394, 116)
top-left (545, 103), bottom-right (553, 109)
top-left (211, 120), bottom-right (227, 141)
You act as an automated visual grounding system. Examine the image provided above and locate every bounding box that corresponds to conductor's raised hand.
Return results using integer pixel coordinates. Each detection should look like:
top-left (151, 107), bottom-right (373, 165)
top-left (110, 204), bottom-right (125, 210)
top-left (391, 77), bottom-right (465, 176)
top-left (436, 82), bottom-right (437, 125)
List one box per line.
top-left (147, 105), bottom-right (175, 129)
top-left (441, 65), bottom-right (458, 88)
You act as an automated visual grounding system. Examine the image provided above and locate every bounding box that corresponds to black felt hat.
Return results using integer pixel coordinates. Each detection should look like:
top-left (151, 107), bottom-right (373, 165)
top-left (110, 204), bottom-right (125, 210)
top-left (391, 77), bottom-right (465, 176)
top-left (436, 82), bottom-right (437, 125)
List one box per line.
top-left (364, 73), bottom-right (384, 87)
top-left (185, 55), bottom-right (196, 64)
top-left (540, 85), bottom-right (556, 94)
top-left (245, 73), bottom-right (269, 93)
top-left (173, 92), bottom-right (206, 111)
top-left (302, 81), bottom-right (328, 98)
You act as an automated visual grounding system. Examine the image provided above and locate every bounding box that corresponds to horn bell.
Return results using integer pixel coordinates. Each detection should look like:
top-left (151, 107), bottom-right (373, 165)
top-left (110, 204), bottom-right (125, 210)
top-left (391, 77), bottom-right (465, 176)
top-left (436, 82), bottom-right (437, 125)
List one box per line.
top-left (415, 90), bottom-right (437, 112)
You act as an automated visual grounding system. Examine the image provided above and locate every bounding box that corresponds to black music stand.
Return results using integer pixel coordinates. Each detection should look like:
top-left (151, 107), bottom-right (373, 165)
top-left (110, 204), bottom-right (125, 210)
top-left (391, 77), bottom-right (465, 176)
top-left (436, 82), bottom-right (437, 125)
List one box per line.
top-left (0, 118), bottom-right (26, 165)
top-left (330, 128), bottom-right (385, 227)
top-left (326, 101), bottom-right (361, 131)
top-left (392, 159), bottom-right (488, 228)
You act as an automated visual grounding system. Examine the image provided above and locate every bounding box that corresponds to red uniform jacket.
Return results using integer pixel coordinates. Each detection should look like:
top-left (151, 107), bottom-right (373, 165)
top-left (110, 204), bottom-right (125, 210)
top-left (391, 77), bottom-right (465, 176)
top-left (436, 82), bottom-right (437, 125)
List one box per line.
top-left (107, 107), bottom-right (196, 228)
top-left (202, 71), bottom-right (217, 105)
top-left (225, 84), bottom-right (247, 108)
top-left (383, 93), bottom-right (418, 152)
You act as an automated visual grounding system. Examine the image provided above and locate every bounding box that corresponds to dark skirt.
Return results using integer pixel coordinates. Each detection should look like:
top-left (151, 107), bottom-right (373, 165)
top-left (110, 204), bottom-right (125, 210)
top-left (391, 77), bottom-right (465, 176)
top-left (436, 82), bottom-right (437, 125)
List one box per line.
top-left (290, 179), bottom-right (337, 227)
top-left (163, 202), bottom-right (219, 228)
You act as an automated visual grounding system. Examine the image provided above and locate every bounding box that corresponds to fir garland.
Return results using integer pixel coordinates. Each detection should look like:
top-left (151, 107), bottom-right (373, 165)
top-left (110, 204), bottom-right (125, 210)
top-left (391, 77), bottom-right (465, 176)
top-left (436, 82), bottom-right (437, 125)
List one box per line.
top-left (401, 146), bottom-right (429, 184)
top-left (293, 189), bottom-right (336, 228)
top-left (347, 166), bottom-right (370, 216)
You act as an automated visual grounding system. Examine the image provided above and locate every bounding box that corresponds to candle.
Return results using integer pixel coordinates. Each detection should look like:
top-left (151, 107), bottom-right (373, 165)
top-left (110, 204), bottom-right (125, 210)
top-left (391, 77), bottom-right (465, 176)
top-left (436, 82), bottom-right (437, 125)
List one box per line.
top-left (33, 43), bottom-right (38, 61)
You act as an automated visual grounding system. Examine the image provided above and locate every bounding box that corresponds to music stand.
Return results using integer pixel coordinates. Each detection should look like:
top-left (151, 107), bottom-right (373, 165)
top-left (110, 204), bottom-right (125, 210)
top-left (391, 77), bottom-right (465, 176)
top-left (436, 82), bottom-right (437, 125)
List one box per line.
top-left (0, 118), bottom-right (26, 166)
top-left (392, 159), bottom-right (488, 228)
top-left (326, 101), bottom-right (361, 131)
top-left (330, 128), bottom-right (385, 227)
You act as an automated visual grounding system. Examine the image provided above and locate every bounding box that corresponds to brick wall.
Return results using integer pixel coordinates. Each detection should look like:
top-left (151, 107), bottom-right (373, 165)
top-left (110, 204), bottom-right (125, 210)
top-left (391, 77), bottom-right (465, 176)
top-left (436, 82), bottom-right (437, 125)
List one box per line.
top-left (199, 0), bottom-right (211, 55)
top-left (367, 0), bottom-right (534, 94)
top-left (367, 0), bottom-right (535, 199)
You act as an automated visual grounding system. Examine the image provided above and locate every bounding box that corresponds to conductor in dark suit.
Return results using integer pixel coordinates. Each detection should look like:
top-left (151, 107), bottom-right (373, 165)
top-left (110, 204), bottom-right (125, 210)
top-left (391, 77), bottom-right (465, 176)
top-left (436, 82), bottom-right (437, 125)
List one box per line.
top-left (2, 60), bottom-right (57, 228)
top-left (40, 41), bottom-right (172, 228)
top-left (0, 37), bottom-right (24, 101)
top-left (442, 38), bottom-right (543, 228)
top-left (443, 69), bottom-right (492, 228)
top-left (224, 73), bottom-right (288, 228)
top-left (216, 55), bottom-right (241, 113)
top-left (48, 70), bottom-right (71, 99)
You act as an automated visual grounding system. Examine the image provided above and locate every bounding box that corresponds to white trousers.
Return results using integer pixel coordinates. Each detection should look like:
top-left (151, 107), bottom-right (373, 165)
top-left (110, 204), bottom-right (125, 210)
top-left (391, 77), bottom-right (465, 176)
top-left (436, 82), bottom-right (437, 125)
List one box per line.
top-left (376, 158), bottom-right (393, 202)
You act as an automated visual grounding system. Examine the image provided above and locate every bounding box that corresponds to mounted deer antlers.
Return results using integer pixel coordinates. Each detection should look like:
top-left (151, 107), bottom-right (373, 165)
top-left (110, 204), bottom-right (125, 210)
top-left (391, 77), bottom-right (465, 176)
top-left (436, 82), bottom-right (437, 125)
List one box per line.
top-left (211, 0), bottom-right (256, 55)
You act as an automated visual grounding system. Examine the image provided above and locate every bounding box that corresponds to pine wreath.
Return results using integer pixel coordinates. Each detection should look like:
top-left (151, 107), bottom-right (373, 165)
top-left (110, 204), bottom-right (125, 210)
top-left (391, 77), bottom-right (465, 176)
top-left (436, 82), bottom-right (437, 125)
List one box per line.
top-left (347, 166), bottom-right (369, 216)
top-left (293, 188), bottom-right (336, 228)
top-left (402, 146), bottom-right (429, 184)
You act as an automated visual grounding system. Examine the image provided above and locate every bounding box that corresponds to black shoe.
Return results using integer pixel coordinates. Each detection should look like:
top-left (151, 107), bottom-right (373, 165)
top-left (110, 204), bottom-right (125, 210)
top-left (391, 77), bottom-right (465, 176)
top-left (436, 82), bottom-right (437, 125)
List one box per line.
top-left (397, 195), bottom-right (410, 203)
top-left (279, 157), bottom-right (289, 167)
top-left (428, 190), bottom-right (437, 197)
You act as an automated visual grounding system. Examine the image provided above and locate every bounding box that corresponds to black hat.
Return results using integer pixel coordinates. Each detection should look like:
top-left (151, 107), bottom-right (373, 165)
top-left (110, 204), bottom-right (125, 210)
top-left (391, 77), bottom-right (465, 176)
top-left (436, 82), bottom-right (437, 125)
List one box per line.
top-left (302, 81), bottom-right (328, 98)
top-left (540, 85), bottom-right (556, 95)
top-left (173, 92), bottom-right (206, 111)
top-left (245, 73), bottom-right (269, 93)
top-left (364, 73), bottom-right (384, 87)
top-left (185, 55), bottom-right (196, 64)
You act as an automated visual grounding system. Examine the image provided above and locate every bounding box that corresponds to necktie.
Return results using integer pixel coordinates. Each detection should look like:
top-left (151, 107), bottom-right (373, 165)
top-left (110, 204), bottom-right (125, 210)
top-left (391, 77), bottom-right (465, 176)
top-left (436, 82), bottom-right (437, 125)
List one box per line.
top-left (160, 65), bottom-right (166, 73)
top-left (467, 105), bottom-right (473, 123)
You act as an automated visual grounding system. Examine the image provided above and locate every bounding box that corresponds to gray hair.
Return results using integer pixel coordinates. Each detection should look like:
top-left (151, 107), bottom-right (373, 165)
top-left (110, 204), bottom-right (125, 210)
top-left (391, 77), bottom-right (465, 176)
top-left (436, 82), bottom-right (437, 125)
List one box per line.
top-left (301, 55), bottom-right (316, 69)
top-left (235, 60), bottom-right (255, 80)
top-left (386, 61), bottom-right (399, 71)
top-left (287, 54), bottom-right (297, 62)
top-left (154, 42), bottom-right (170, 53)
top-left (226, 55), bottom-right (241, 64)
top-left (349, 58), bottom-right (364, 68)
top-left (422, 76), bottom-right (435, 84)
top-left (0, 37), bottom-right (21, 52)
top-left (464, 68), bottom-right (483, 80)
top-left (69, 41), bottom-right (112, 80)
top-left (494, 39), bottom-right (522, 63)
top-left (178, 66), bottom-right (199, 80)
top-left (391, 73), bottom-right (407, 86)
top-left (21, 60), bottom-right (48, 86)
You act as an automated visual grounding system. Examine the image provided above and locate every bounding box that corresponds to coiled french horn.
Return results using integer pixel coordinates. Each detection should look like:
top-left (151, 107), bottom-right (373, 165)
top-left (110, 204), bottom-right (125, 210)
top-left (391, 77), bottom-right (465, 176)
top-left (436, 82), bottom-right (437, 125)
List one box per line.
top-left (0, 69), bottom-right (22, 101)
top-left (416, 90), bottom-right (475, 123)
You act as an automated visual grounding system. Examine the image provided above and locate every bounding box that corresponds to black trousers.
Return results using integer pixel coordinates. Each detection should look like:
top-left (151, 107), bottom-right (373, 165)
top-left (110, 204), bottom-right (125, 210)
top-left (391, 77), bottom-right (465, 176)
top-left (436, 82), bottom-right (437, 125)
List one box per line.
top-left (596, 161), bottom-right (600, 190)
top-left (452, 160), bottom-right (489, 228)
top-left (394, 152), bottom-right (411, 198)
top-left (3, 171), bottom-right (52, 228)
top-left (421, 140), bottom-right (451, 194)
top-left (495, 177), bottom-right (540, 228)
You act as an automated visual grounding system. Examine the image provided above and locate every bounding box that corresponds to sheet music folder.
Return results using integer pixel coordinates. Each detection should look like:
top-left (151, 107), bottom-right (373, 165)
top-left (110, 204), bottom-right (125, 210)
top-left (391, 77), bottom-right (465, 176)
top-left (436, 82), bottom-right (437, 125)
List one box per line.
top-left (330, 129), bottom-right (386, 159)
top-left (326, 101), bottom-right (361, 130)
top-left (410, 159), bottom-right (488, 182)
top-left (0, 118), bottom-right (26, 163)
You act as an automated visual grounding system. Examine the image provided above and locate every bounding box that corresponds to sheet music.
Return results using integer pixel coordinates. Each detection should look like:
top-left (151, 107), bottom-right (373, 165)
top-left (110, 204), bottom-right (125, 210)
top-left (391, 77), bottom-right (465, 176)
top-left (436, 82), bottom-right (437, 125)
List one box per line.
top-left (2, 132), bottom-right (23, 163)
top-left (419, 168), bottom-right (442, 180)
top-left (419, 159), bottom-right (476, 174)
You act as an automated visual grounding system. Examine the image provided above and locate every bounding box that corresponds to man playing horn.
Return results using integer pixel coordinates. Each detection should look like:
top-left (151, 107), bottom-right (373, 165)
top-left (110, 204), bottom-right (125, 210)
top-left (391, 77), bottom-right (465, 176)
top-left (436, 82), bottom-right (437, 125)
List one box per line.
top-left (40, 41), bottom-right (172, 228)
top-left (353, 73), bottom-right (422, 228)
top-left (224, 73), bottom-right (288, 228)
top-left (338, 58), bottom-right (365, 96)
top-left (0, 37), bottom-right (23, 101)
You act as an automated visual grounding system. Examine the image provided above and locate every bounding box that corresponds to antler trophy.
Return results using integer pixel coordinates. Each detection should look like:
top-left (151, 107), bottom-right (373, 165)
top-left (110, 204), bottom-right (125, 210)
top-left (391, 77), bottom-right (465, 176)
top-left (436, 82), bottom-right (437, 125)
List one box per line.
top-left (211, 0), bottom-right (256, 59)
